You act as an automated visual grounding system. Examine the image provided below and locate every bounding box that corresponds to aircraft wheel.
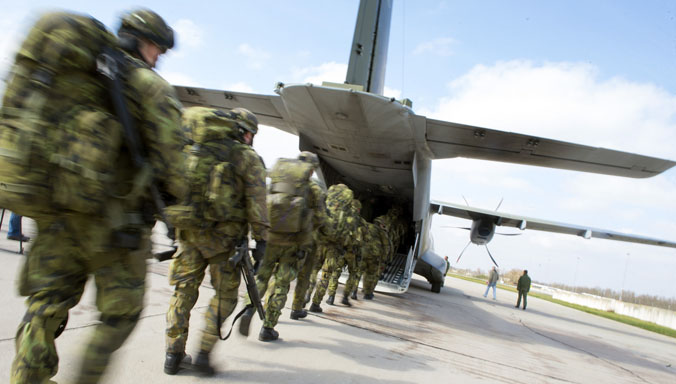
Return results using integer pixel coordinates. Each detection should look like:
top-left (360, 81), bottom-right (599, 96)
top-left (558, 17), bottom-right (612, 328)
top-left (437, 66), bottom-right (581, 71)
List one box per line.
top-left (431, 282), bottom-right (441, 293)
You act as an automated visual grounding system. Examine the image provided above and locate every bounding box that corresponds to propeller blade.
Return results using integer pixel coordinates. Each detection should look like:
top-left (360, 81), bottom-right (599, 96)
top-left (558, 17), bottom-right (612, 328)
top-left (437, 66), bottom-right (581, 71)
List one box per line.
top-left (485, 245), bottom-right (499, 267)
top-left (456, 240), bottom-right (472, 263)
top-left (494, 197), bottom-right (504, 211)
top-left (496, 232), bottom-right (521, 236)
top-left (462, 195), bottom-right (470, 206)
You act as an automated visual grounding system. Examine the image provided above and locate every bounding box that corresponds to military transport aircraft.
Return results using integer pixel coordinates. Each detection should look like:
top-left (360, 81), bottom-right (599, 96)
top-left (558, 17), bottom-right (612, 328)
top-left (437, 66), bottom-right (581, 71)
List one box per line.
top-left (174, 0), bottom-right (676, 293)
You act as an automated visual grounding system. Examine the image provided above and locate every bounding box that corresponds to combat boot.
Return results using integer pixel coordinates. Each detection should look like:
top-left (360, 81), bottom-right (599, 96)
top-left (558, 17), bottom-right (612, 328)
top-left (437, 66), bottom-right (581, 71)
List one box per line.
top-left (164, 352), bottom-right (191, 375)
top-left (363, 293), bottom-right (374, 300)
top-left (309, 303), bottom-right (323, 313)
top-left (350, 291), bottom-right (358, 300)
top-left (341, 295), bottom-right (352, 307)
top-left (238, 306), bottom-right (255, 336)
top-left (189, 351), bottom-right (215, 376)
top-left (259, 327), bottom-right (279, 342)
top-left (290, 309), bottom-right (307, 320)
top-left (326, 295), bottom-right (335, 305)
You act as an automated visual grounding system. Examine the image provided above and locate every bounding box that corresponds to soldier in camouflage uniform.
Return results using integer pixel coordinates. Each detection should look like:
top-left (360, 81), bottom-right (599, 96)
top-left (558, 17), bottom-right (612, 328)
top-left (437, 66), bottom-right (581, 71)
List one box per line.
top-left (362, 218), bottom-right (393, 300)
top-left (290, 181), bottom-right (327, 319)
top-left (330, 199), bottom-right (362, 306)
top-left (164, 107), bottom-right (269, 375)
top-left (309, 186), bottom-right (359, 312)
top-left (10, 9), bottom-right (185, 384)
top-left (238, 152), bottom-right (324, 341)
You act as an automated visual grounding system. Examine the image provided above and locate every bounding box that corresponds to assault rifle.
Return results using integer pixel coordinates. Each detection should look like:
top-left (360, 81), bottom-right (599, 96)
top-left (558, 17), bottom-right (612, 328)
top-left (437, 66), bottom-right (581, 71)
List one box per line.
top-left (229, 239), bottom-right (266, 321)
top-left (96, 46), bottom-right (177, 260)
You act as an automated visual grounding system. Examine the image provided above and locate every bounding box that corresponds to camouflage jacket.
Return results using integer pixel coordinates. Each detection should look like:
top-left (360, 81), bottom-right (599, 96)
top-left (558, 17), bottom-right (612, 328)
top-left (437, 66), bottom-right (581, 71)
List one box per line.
top-left (181, 142), bottom-right (269, 255)
top-left (103, 53), bottom-right (185, 212)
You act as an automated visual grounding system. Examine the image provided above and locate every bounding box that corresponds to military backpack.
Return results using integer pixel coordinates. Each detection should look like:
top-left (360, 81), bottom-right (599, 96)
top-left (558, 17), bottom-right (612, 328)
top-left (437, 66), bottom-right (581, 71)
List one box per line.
top-left (267, 158), bottom-right (315, 233)
top-left (164, 107), bottom-right (243, 230)
top-left (0, 12), bottom-right (123, 217)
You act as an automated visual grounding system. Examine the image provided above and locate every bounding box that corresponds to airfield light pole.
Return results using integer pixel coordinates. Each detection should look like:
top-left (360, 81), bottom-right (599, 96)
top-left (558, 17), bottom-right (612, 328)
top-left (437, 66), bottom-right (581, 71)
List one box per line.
top-left (620, 253), bottom-right (630, 302)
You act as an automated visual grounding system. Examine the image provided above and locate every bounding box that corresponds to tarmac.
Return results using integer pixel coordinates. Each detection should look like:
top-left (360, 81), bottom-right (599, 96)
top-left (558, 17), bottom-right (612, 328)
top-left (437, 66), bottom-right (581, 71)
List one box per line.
top-left (0, 219), bottom-right (675, 383)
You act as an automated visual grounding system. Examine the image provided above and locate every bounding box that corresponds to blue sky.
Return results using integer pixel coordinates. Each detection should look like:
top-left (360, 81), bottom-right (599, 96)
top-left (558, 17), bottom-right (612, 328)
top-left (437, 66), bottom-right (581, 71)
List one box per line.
top-left (2, 1), bottom-right (675, 298)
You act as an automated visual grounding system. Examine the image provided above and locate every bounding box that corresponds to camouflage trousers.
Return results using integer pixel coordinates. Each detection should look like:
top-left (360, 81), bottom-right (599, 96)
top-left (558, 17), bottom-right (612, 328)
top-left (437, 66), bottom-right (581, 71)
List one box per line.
top-left (344, 257), bottom-right (363, 295)
top-left (165, 239), bottom-right (240, 354)
top-left (244, 242), bottom-right (301, 328)
top-left (311, 245), bottom-right (344, 305)
top-left (291, 243), bottom-right (323, 311)
top-left (360, 252), bottom-right (381, 295)
top-left (11, 215), bottom-right (149, 384)
top-left (330, 251), bottom-right (357, 297)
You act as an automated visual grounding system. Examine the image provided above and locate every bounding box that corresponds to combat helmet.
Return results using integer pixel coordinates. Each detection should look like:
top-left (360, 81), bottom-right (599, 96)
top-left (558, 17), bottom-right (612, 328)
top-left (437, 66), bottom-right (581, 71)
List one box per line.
top-left (118, 9), bottom-right (174, 52)
top-left (298, 151), bottom-right (319, 168)
top-left (230, 108), bottom-right (259, 135)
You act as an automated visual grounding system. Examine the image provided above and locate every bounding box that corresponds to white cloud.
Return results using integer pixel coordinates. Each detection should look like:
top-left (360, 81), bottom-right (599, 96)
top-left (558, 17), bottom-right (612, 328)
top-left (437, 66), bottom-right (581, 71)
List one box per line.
top-left (383, 86), bottom-right (401, 99)
top-left (237, 43), bottom-right (271, 69)
top-left (412, 37), bottom-right (455, 56)
top-left (159, 71), bottom-right (203, 87)
top-left (426, 60), bottom-right (676, 296)
top-left (293, 61), bottom-right (347, 85)
top-left (173, 19), bottom-right (204, 49)
top-left (422, 60), bottom-right (676, 158)
top-left (223, 81), bottom-right (255, 93)
top-left (253, 125), bottom-right (300, 168)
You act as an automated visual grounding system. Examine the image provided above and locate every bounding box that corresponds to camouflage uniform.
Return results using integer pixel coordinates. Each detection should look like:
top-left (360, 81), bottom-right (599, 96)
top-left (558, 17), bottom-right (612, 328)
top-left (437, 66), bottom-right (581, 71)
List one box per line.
top-left (165, 108), bottom-right (268, 357)
top-left (243, 160), bottom-right (324, 333)
top-left (359, 221), bottom-right (387, 295)
top-left (312, 191), bottom-right (359, 306)
top-left (11, 11), bottom-right (185, 384)
top-left (291, 183), bottom-right (327, 312)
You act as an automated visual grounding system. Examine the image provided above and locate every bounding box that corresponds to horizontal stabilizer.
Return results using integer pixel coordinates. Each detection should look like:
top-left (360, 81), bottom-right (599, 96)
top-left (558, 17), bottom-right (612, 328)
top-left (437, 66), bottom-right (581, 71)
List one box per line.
top-left (425, 118), bottom-right (675, 178)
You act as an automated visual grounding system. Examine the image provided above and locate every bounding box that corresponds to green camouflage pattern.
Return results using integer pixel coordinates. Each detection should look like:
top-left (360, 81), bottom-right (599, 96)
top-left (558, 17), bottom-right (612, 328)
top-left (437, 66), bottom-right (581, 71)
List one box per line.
top-left (11, 215), bottom-right (149, 384)
top-left (119, 9), bottom-right (174, 51)
top-left (11, 11), bottom-right (186, 384)
top-left (166, 117), bottom-right (269, 354)
top-left (331, 248), bottom-right (358, 297)
top-left (165, 107), bottom-right (246, 230)
top-left (268, 177), bottom-right (326, 246)
top-left (165, 239), bottom-right (240, 354)
top-left (359, 221), bottom-right (386, 294)
top-left (267, 158), bottom-right (315, 235)
top-left (311, 245), bottom-right (344, 305)
top-left (0, 12), bottom-right (120, 217)
top-left (244, 243), bottom-right (302, 327)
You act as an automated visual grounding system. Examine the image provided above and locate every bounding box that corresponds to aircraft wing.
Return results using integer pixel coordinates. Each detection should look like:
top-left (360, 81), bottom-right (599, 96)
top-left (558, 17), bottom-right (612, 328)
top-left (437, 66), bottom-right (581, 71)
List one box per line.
top-left (174, 85), bottom-right (297, 135)
top-left (430, 200), bottom-right (676, 249)
top-left (425, 118), bottom-right (675, 178)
